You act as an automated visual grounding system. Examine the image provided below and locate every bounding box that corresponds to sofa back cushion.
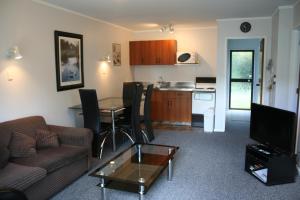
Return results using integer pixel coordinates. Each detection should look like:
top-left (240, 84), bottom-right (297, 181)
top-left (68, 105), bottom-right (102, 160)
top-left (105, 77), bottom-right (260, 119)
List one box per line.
top-left (0, 116), bottom-right (48, 148)
top-left (36, 129), bottom-right (59, 149)
top-left (9, 132), bottom-right (37, 158)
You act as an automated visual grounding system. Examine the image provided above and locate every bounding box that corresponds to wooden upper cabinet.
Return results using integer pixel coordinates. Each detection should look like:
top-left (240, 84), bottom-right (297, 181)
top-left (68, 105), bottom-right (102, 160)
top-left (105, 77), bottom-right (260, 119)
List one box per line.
top-left (159, 40), bottom-right (177, 65)
top-left (129, 41), bottom-right (142, 65)
top-left (129, 40), bottom-right (177, 66)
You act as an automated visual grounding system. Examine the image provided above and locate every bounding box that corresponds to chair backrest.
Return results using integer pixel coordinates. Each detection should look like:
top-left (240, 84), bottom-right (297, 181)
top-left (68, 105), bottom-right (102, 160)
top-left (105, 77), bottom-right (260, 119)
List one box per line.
top-left (144, 84), bottom-right (154, 141)
top-left (123, 82), bottom-right (136, 103)
top-left (131, 83), bottom-right (144, 143)
top-left (79, 89), bottom-right (101, 134)
top-left (144, 84), bottom-right (153, 121)
top-left (122, 82), bottom-right (142, 120)
top-left (122, 82), bottom-right (136, 120)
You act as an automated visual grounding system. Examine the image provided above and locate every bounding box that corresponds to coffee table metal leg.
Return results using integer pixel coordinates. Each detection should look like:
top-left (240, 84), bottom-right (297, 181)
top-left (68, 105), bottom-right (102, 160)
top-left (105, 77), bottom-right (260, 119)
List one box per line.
top-left (139, 185), bottom-right (144, 200)
top-left (138, 144), bottom-right (142, 163)
top-left (168, 159), bottom-right (173, 181)
top-left (168, 148), bottom-right (173, 181)
top-left (111, 111), bottom-right (116, 152)
top-left (100, 178), bottom-right (106, 200)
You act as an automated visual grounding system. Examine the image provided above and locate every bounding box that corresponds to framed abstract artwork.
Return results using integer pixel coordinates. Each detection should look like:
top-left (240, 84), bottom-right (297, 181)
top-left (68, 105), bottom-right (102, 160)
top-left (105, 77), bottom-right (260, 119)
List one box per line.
top-left (54, 30), bottom-right (84, 91)
top-left (112, 43), bottom-right (121, 66)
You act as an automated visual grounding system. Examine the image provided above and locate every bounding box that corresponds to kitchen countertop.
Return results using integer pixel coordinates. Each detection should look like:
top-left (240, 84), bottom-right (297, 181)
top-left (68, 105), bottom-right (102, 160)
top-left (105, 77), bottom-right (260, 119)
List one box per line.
top-left (154, 87), bottom-right (216, 92)
top-left (142, 81), bottom-right (215, 92)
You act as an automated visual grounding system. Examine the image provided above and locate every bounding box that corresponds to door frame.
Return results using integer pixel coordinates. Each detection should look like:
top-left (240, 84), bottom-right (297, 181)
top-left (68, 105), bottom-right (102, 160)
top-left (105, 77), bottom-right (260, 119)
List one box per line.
top-left (229, 49), bottom-right (255, 110)
top-left (259, 39), bottom-right (265, 104)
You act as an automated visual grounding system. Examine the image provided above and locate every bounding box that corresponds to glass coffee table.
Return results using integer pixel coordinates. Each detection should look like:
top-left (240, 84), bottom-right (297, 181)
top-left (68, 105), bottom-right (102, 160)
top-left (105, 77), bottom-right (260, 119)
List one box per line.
top-left (90, 143), bottom-right (179, 200)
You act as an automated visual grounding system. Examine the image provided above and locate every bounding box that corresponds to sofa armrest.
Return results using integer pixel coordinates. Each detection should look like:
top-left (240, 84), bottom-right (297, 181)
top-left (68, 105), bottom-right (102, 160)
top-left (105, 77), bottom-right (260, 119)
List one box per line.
top-left (47, 125), bottom-right (93, 169)
top-left (48, 125), bottom-right (93, 147)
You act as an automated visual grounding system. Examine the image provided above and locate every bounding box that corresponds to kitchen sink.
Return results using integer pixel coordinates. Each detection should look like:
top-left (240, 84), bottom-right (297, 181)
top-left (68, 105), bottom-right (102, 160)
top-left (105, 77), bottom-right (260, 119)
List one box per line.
top-left (158, 81), bottom-right (195, 89)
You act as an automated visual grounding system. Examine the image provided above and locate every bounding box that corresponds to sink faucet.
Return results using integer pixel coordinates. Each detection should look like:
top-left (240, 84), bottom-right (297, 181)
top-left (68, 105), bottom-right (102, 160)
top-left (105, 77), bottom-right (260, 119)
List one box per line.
top-left (158, 76), bottom-right (164, 84)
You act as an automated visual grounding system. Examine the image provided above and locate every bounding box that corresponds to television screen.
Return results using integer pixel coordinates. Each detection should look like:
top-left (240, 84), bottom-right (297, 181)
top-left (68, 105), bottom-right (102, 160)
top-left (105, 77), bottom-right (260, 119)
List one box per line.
top-left (250, 103), bottom-right (297, 155)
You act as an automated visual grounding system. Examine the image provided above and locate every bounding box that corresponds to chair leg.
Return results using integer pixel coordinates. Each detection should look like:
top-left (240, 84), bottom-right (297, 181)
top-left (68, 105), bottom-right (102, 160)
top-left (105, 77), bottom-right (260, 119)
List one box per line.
top-left (141, 129), bottom-right (150, 144)
top-left (120, 129), bottom-right (135, 144)
top-left (99, 133), bottom-right (109, 159)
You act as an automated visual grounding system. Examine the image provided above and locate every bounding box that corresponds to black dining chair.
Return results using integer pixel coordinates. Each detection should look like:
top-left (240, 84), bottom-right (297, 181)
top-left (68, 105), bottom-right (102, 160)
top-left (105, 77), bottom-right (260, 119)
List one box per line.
top-left (79, 89), bottom-right (109, 159)
top-left (121, 82), bottom-right (136, 123)
top-left (140, 84), bottom-right (154, 142)
top-left (118, 83), bottom-right (144, 143)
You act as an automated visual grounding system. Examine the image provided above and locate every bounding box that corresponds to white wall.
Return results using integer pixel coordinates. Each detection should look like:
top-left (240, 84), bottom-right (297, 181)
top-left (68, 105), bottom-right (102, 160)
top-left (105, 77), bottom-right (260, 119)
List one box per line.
top-left (288, 30), bottom-right (300, 112)
top-left (216, 17), bottom-right (272, 132)
top-left (271, 6), bottom-right (299, 112)
top-left (132, 28), bottom-right (217, 82)
top-left (272, 7), bottom-right (294, 110)
top-left (0, 0), bottom-right (133, 126)
top-left (294, 0), bottom-right (300, 28)
top-left (270, 11), bottom-right (279, 107)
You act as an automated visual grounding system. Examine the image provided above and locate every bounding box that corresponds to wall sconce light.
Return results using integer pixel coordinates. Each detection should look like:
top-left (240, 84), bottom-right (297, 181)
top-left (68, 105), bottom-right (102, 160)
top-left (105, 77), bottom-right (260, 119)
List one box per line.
top-left (160, 24), bottom-right (174, 33)
top-left (101, 55), bottom-right (111, 63)
top-left (7, 46), bottom-right (23, 60)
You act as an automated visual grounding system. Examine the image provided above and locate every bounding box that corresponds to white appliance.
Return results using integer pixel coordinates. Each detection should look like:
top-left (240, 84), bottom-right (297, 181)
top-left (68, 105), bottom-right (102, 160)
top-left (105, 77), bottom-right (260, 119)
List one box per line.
top-left (192, 77), bottom-right (216, 132)
top-left (176, 52), bottom-right (198, 64)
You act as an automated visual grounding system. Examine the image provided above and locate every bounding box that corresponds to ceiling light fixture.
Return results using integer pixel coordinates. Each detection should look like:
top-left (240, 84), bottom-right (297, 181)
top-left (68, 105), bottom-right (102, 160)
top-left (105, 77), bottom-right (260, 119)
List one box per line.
top-left (160, 24), bottom-right (174, 33)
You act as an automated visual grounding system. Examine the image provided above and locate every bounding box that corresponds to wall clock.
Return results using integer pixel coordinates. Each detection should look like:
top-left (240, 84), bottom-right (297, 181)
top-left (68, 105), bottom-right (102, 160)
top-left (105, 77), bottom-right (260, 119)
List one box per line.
top-left (240, 22), bottom-right (251, 33)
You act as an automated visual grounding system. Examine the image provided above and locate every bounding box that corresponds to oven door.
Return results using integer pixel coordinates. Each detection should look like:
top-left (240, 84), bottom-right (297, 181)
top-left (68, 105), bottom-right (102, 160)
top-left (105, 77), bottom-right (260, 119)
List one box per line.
top-left (192, 92), bottom-right (215, 127)
top-left (192, 92), bottom-right (215, 114)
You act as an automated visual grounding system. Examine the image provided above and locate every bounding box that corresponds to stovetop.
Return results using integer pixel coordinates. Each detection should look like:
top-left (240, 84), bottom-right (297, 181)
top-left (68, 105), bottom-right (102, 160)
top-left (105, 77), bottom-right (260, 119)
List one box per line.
top-left (195, 77), bottom-right (216, 92)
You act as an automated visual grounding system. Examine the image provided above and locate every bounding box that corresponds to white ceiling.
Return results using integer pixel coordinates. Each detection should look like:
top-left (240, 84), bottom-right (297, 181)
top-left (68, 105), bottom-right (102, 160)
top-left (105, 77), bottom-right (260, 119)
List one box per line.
top-left (40, 0), bottom-right (297, 31)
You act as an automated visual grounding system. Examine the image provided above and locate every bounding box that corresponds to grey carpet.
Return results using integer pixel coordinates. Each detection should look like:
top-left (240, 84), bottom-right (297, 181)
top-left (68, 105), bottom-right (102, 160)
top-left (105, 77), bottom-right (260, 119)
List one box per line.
top-left (51, 121), bottom-right (299, 200)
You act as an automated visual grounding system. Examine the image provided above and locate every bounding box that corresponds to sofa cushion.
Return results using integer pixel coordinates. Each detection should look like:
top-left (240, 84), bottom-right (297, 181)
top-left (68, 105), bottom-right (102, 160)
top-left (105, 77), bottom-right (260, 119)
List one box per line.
top-left (11, 145), bottom-right (88, 173)
top-left (0, 162), bottom-right (46, 191)
top-left (36, 129), bottom-right (59, 149)
top-left (0, 146), bottom-right (9, 169)
top-left (0, 116), bottom-right (48, 148)
top-left (9, 132), bottom-right (37, 158)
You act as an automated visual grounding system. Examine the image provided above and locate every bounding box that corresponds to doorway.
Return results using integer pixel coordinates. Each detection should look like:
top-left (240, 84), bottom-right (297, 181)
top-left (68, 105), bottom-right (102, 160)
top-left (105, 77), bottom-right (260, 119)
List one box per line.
top-left (229, 50), bottom-right (254, 110)
top-left (227, 38), bottom-right (264, 111)
top-left (226, 38), bottom-right (265, 125)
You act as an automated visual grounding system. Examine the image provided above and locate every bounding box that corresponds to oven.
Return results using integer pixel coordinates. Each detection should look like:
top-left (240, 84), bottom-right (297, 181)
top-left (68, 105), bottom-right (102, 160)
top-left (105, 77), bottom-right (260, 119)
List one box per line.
top-left (192, 77), bottom-right (216, 132)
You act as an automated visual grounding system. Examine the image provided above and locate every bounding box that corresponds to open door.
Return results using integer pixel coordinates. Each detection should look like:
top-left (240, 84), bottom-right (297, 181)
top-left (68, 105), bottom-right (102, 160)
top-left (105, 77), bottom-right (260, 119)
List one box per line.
top-left (257, 39), bottom-right (265, 104)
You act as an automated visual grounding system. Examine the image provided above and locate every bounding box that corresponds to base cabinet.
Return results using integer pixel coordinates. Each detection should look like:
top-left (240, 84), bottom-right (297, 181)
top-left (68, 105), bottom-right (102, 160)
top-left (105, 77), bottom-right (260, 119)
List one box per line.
top-left (245, 144), bottom-right (297, 186)
top-left (151, 90), bottom-right (192, 123)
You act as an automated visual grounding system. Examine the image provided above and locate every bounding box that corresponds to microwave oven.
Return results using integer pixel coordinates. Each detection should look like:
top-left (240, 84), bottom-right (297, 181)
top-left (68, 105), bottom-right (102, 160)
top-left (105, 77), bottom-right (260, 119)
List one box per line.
top-left (176, 52), bottom-right (198, 64)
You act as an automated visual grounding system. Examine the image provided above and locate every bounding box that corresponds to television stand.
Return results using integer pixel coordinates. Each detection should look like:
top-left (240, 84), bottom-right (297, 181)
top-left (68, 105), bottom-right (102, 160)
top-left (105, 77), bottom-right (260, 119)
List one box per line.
top-left (245, 144), bottom-right (297, 186)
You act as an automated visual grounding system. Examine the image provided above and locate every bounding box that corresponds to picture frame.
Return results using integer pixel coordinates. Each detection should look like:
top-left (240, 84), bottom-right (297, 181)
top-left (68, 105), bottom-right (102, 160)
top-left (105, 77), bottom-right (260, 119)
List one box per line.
top-left (54, 30), bottom-right (84, 91)
top-left (112, 43), bottom-right (121, 66)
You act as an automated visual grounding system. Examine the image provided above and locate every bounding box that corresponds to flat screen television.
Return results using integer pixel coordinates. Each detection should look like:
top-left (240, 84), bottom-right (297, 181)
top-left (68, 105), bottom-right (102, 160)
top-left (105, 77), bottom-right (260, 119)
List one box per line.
top-left (250, 103), bottom-right (297, 156)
